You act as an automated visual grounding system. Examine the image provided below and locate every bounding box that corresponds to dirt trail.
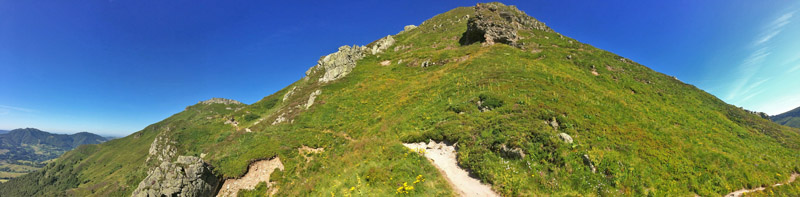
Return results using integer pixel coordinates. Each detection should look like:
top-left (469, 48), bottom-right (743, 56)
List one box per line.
top-left (403, 141), bottom-right (499, 197)
top-left (216, 157), bottom-right (284, 197)
top-left (725, 173), bottom-right (799, 197)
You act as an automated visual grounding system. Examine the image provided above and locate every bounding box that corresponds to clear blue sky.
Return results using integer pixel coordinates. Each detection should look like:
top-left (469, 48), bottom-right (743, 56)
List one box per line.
top-left (1, 0), bottom-right (798, 136)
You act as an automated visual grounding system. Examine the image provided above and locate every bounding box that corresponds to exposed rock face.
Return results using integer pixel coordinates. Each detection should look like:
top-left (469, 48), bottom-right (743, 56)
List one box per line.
top-left (311, 45), bottom-right (367, 83)
top-left (132, 156), bottom-right (221, 197)
top-left (368, 35), bottom-right (396, 55)
top-left (217, 158), bottom-right (284, 197)
top-left (305, 90), bottom-right (321, 109)
top-left (306, 36), bottom-right (395, 83)
top-left (282, 87), bottom-right (296, 102)
top-left (402, 25), bottom-right (417, 33)
top-left (146, 133), bottom-right (177, 163)
top-left (460, 2), bottom-right (551, 47)
top-left (199, 98), bottom-right (243, 105)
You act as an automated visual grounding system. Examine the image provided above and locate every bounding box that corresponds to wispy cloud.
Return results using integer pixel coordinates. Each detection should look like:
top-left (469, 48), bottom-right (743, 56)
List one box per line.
top-left (790, 64), bottom-right (800, 73)
top-left (726, 9), bottom-right (796, 102)
top-left (0, 105), bottom-right (36, 113)
top-left (753, 11), bottom-right (794, 46)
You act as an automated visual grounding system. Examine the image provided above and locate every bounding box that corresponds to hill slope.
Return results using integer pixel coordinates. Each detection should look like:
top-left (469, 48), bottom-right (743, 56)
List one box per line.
top-left (0, 128), bottom-right (107, 182)
top-left (772, 106), bottom-right (800, 128)
top-left (2, 2), bottom-right (800, 196)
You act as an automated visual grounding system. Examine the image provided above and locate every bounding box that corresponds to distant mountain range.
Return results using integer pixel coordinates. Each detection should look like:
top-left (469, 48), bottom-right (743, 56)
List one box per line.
top-left (772, 107), bottom-right (800, 128)
top-left (0, 128), bottom-right (107, 182)
top-left (0, 130), bottom-right (7, 134)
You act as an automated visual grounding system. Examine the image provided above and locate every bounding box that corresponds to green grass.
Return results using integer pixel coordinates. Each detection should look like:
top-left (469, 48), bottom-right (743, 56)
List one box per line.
top-left (3, 2), bottom-right (800, 196)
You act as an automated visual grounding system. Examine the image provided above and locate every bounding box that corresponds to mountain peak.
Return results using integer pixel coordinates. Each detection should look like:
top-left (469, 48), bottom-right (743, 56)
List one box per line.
top-left (198, 98), bottom-right (243, 105)
top-left (460, 2), bottom-right (552, 47)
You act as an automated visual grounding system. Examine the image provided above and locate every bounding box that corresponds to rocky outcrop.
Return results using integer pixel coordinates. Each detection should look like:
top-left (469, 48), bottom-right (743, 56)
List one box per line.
top-left (401, 25), bottom-right (417, 33)
top-left (282, 87), bottom-right (296, 102)
top-left (368, 35), bottom-right (395, 55)
top-left (146, 133), bottom-right (177, 164)
top-left (199, 98), bottom-right (243, 105)
top-left (306, 36), bottom-right (395, 83)
top-left (460, 2), bottom-right (551, 47)
top-left (132, 156), bottom-right (221, 197)
top-left (310, 45), bottom-right (367, 83)
top-left (305, 90), bottom-right (321, 109)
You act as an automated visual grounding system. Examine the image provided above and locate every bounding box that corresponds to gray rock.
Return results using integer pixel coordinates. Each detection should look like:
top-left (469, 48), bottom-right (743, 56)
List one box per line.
top-left (368, 35), bottom-right (396, 55)
top-left (199, 98), bottom-right (242, 105)
top-left (402, 25), bottom-right (417, 33)
top-left (224, 117), bottom-right (238, 127)
top-left (550, 117), bottom-right (559, 130)
top-left (557, 133), bottom-right (572, 144)
top-left (421, 60), bottom-right (432, 68)
top-left (146, 134), bottom-right (177, 164)
top-left (305, 90), bottom-right (321, 109)
top-left (282, 86), bottom-right (297, 102)
top-left (582, 154), bottom-right (596, 173)
top-left (132, 156), bottom-right (220, 197)
top-left (500, 144), bottom-right (525, 159)
top-left (313, 45), bottom-right (367, 83)
top-left (306, 35), bottom-right (396, 83)
top-left (459, 2), bottom-right (551, 47)
top-left (272, 112), bottom-right (287, 125)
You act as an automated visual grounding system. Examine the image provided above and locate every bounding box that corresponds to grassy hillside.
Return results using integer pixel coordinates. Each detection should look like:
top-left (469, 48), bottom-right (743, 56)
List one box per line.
top-left (772, 106), bottom-right (800, 128)
top-left (2, 2), bottom-right (800, 196)
top-left (0, 128), bottom-right (107, 183)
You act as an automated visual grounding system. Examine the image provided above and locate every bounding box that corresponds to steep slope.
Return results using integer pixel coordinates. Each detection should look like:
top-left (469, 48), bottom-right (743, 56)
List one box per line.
top-left (772, 106), bottom-right (800, 128)
top-left (0, 128), bottom-right (107, 182)
top-left (3, 2), bottom-right (800, 196)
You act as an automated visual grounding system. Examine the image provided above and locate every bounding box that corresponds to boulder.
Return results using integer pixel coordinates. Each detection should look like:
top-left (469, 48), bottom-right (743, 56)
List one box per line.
top-left (132, 156), bottom-right (221, 197)
top-left (557, 133), bottom-right (573, 144)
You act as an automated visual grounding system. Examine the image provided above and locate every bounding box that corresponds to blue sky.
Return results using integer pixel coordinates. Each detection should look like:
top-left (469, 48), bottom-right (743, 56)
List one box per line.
top-left (1, 0), bottom-right (798, 136)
